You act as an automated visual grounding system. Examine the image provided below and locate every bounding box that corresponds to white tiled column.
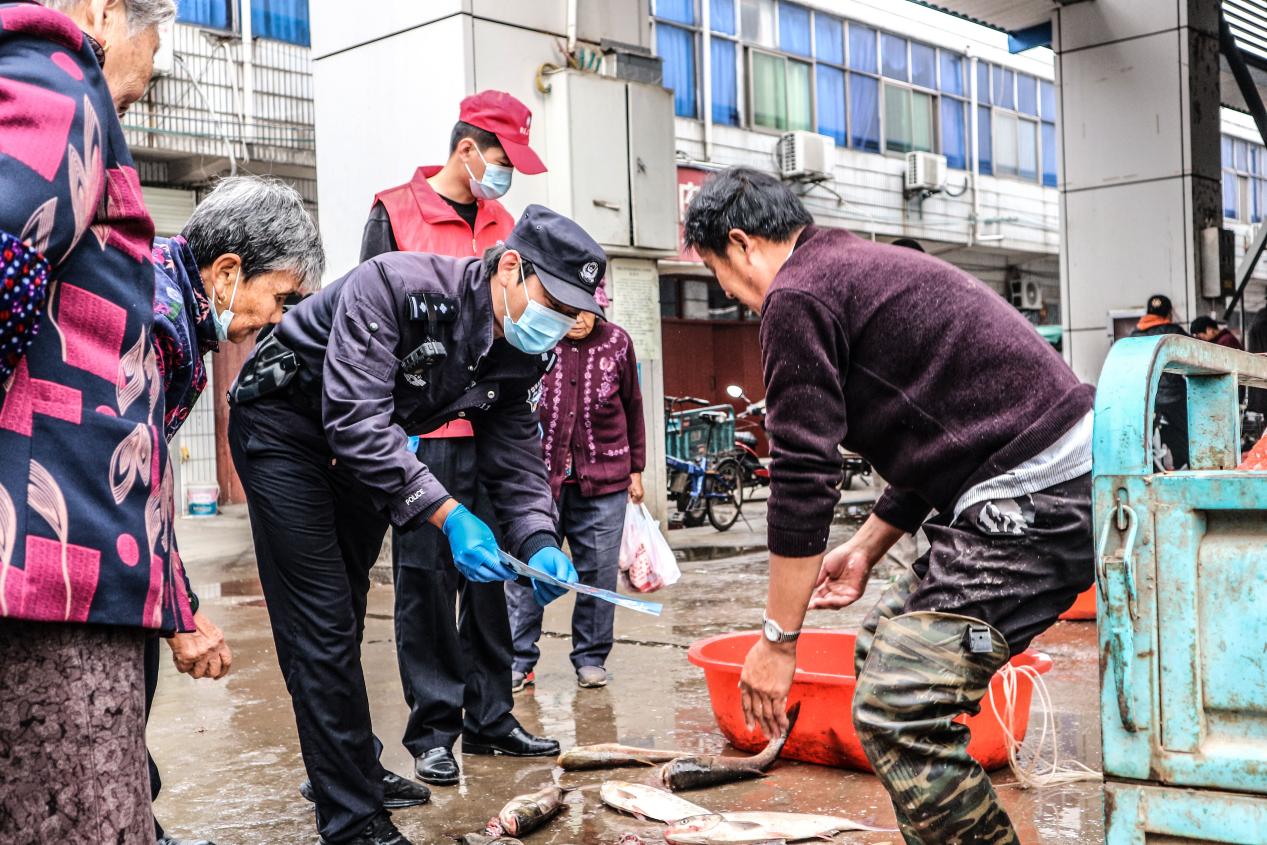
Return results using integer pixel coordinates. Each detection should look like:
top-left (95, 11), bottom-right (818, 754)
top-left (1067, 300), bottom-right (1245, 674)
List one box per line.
top-left (1056, 0), bottom-right (1222, 382)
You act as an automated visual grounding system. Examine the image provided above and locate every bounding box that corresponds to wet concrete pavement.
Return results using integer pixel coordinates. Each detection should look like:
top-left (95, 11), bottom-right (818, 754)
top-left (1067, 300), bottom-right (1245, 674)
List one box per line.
top-left (151, 497), bottom-right (1103, 844)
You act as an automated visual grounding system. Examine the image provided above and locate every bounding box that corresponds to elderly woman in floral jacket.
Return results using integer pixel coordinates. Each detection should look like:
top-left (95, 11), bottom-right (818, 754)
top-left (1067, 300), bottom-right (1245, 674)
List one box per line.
top-left (506, 294), bottom-right (646, 691)
top-left (0, 0), bottom-right (180, 840)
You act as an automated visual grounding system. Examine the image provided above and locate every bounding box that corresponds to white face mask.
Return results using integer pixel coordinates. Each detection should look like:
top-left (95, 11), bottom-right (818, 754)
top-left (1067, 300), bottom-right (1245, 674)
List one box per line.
top-left (213, 266), bottom-right (241, 342)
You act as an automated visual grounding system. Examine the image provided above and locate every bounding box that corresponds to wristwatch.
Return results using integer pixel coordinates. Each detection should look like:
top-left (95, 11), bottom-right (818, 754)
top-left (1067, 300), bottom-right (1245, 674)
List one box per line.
top-left (762, 616), bottom-right (801, 645)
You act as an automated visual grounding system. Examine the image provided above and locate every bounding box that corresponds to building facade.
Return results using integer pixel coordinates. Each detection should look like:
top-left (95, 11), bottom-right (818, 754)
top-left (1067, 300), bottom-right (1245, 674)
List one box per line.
top-left (130, 0), bottom-right (316, 508)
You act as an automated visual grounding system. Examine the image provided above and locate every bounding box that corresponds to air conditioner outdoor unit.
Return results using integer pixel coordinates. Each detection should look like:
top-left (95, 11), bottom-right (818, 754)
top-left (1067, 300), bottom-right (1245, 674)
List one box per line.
top-left (905, 151), bottom-right (946, 194)
top-left (1011, 279), bottom-right (1044, 311)
top-left (776, 131), bottom-right (833, 181)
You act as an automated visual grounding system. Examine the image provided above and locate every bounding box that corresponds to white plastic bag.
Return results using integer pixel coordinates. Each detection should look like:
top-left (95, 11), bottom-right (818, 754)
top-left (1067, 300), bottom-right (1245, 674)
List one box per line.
top-left (618, 502), bottom-right (680, 593)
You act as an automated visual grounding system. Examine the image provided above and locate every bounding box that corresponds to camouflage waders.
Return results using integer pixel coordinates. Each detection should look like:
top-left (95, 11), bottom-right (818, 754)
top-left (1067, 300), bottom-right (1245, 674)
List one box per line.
top-left (853, 611), bottom-right (1017, 845)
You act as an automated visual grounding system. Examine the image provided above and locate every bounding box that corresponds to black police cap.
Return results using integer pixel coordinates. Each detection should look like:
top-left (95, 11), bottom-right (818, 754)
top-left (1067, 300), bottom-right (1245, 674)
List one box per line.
top-left (505, 205), bottom-right (607, 318)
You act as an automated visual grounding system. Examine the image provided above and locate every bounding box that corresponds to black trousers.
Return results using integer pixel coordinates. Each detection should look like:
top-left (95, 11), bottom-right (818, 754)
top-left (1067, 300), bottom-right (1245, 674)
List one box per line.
top-left (229, 399), bottom-right (390, 844)
top-left (392, 436), bottom-right (517, 754)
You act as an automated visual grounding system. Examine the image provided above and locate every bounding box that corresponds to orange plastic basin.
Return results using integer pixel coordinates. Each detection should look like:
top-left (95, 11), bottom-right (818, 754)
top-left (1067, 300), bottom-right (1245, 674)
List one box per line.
top-left (687, 629), bottom-right (1052, 772)
top-left (1058, 586), bottom-right (1096, 621)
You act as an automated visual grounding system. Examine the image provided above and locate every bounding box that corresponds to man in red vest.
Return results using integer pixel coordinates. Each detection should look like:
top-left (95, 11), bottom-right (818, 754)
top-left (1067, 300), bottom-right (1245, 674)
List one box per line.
top-left (358, 91), bottom-right (558, 789)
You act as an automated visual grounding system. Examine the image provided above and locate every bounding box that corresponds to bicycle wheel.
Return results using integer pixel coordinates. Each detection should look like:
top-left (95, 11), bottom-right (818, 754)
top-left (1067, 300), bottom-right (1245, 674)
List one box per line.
top-left (707, 458), bottom-right (744, 531)
top-left (677, 492), bottom-right (707, 527)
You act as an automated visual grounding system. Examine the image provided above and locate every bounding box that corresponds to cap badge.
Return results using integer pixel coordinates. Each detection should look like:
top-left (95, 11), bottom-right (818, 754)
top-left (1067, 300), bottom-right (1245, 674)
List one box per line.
top-left (580, 261), bottom-right (600, 286)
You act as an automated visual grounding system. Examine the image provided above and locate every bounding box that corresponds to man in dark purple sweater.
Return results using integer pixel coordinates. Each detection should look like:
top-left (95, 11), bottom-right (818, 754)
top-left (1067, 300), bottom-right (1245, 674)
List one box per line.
top-left (683, 168), bottom-right (1094, 845)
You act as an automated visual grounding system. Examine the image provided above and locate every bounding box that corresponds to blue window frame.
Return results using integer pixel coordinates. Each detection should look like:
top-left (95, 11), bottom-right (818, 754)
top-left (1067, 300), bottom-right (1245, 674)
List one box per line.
top-left (993, 67), bottom-right (1015, 109)
top-left (848, 23), bottom-right (877, 73)
top-left (711, 37), bottom-right (739, 125)
top-left (657, 23), bottom-right (697, 118)
top-left (910, 41), bottom-right (936, 89)
top-left (816, 64), bottom-right (845, 145)
top-left (1039, 79), bottom-right (1055, 119)
top-left (881, 33), bottom-right (907, 80)
top-left (849, 73), bottom-right (881, 152)
top-left (778, 2), bottom-right (811, 56)
top-left (711, 0), bottom-right (736, 34)
top-left (177, 0), bottom-right (232, 30)
top-left (940, 98), bottom-right (966, 169)
top-left (814, 13), bottom-right (843, 65)
top-left (1041, 120), bottom-right (1057, 187)
top-left (656, 0), bottom-right (695, 24)
top-left (253, 0), bottom-right (309, 46)
top-left (939, 52), bottom-right (963, 96)
top-left (977, 61), bottom-right (991, 104)
top-left (1017, 73), bottom-right (1038, 116)
top-left (977, 105), bottom-right (993, 175)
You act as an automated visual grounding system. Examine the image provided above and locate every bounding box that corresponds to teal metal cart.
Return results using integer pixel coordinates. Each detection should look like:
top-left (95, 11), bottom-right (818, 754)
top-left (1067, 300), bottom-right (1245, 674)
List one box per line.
top-left (1095, 335), bottom-right (1267, 843)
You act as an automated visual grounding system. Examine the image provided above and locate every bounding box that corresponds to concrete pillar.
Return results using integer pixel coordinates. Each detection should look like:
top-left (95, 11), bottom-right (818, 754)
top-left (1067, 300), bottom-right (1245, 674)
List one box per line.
top-left (1056, 0), bottom-right (1222, 383)
top-left (606, 258), bottom-right (669, 523)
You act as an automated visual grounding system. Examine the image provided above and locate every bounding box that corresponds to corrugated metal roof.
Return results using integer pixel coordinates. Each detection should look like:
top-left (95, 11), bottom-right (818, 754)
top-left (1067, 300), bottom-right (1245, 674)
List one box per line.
top-left (1227, 0), bottom-right (1267, 64)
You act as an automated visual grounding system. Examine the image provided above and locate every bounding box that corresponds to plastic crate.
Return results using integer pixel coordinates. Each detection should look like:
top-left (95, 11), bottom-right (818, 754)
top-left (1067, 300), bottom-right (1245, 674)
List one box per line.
top-left (666, 405), bottom-right (735, 462)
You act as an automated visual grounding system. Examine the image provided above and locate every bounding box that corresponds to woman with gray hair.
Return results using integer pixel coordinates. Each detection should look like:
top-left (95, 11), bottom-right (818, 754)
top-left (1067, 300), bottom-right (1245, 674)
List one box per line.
top-left (144, 175), bottom-right (323, 845)
top-left (0, 0), bottom-right (178, 842)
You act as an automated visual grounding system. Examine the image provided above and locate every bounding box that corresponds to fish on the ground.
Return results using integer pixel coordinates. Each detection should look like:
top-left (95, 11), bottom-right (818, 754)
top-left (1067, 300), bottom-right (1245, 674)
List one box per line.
top-left (454, 835), bottom-right (524, 845)
top-left (600, 780), bottom-right (712, 823)
top-left (485, 785), bottom-right (568, 837)
top-left (660, 703), bottom-right (801, 792)
top-left (558, 743), bottom-right (692, 771)
top-left (663, 811), bottom-right (886, 844)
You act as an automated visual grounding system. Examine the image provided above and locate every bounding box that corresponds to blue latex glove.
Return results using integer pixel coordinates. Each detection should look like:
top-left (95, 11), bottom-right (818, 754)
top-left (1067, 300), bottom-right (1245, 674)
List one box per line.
top-left (529, 546), bottom-right (579, 607)
top-left (441, 504), bottom-right (515, 582)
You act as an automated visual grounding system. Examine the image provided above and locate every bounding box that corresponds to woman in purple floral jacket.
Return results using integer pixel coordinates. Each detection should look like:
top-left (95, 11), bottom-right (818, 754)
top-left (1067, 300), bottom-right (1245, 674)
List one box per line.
top-left (506, 302), bottom-right (646, 691)
top-left (0, 0), bottom-right (179, 840)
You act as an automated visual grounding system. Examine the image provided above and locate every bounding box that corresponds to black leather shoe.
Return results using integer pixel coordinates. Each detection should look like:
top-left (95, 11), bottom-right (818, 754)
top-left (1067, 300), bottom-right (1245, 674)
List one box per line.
top-left (415, 746), bottom-right (460, 786)
top-left (158, 837), bottom-right (215, 845)
top-left (462, 726), bottom-right (561, 757)
top-left (300, 772), bottom-right (431, 809)
top-left (319, 812), bottom-right (412, 845)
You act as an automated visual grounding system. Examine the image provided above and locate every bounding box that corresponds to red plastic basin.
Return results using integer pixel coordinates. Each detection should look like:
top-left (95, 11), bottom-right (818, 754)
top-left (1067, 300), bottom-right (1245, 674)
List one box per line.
top-left (1058, 586), bottom-right (1096, 621)
top-left (687, 629), bottom-right (1052, 772)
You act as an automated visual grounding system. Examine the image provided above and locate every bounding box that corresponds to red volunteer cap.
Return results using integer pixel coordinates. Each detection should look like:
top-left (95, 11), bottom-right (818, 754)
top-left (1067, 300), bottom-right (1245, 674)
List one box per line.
top-left (459, 90), bottom-right (547, 175)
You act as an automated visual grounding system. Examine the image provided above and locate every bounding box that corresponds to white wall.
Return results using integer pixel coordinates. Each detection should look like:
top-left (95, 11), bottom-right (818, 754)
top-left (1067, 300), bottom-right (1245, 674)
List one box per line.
top-left (312, 14), bottom-right (472, 278)
top-left (311, 1), bottom-right (647, 279)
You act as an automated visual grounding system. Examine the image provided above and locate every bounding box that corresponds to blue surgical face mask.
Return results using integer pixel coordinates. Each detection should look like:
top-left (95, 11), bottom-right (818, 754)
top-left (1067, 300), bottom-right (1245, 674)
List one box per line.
top-left (465, 145), bottom-right (513, 200)
top-left (502, 261), bottom-right (576, 355)
top-left (213, 266), bottom-right (241, 342)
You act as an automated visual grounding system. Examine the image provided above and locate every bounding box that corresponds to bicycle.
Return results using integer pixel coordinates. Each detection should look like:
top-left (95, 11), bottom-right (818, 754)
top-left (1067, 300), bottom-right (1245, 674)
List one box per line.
top-left (664, 397), bottom-right (745, 531)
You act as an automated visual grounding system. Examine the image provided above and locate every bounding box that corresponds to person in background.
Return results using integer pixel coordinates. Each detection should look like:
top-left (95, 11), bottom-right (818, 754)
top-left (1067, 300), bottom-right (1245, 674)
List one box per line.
top-left (1190, 315), bottom-right (1243, 350)
top-left (0, 0), bottom-right (180, 841)
top-left (684, 168), bottom-right (1094, 845)
top-left (359, 90), bottom-right (559, 790)
top-left (505, 281), bottom-right (646, 691)
top-left (148, 175), bottom-right (322, 845)
top-left (1130, 295), bottom-right (1189, 469)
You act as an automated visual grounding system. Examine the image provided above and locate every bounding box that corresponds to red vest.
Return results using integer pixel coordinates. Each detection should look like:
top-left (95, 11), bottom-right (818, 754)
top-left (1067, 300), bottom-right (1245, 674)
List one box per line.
top-left (374, 165), bottom-right (514, 257)
top-left (372, 166), bottom-right (516, 439)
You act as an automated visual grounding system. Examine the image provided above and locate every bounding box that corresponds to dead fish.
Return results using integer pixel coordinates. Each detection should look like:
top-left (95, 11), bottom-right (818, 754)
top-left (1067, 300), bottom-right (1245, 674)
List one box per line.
top-left (485, 785), bottom-right (567, 837)
top-left (558, 743), bottom-right (691, 771)
top-left (664, 811), bottom-right (885, 844)
top-left (660, 703), bottom-right (801, 792)
top-left (600, 780), bottom-right (712, 823)
top-left (455, 836), bottom-right (524, 845)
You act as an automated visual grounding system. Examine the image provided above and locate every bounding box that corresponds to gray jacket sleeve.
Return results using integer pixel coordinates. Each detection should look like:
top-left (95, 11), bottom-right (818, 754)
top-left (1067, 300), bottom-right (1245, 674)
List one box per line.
top-left (322, 261), bottom-right (450, 527)
top-left (473, 381), bottom-right (560, 561)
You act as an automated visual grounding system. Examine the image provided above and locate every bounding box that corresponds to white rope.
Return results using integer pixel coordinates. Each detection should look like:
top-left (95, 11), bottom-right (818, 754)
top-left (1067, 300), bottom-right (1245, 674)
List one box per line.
top-left (988, 663), bottom-right (1102, 789)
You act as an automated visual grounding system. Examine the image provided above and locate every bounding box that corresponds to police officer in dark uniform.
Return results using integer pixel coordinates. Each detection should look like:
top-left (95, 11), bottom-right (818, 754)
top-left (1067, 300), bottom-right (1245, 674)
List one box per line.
top-left (227, 205), bottom-right (602, 845)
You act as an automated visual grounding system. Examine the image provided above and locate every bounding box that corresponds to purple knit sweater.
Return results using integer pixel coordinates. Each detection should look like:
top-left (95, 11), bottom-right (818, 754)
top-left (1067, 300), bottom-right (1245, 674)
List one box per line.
top-left (539, 321), bottom-right (646, 500)
top-left (760, 226), bottom-right (1095, 556)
